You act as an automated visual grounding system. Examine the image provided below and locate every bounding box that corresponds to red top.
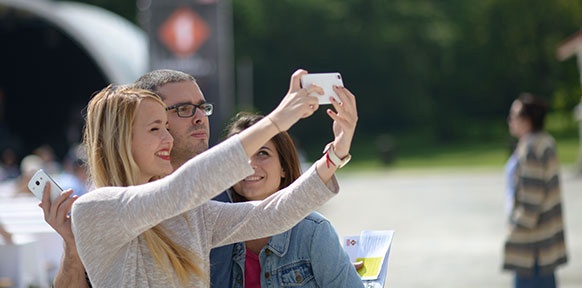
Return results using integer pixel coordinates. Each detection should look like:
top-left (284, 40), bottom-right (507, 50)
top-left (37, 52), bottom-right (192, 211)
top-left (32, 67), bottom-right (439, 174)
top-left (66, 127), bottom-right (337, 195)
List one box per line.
top-left (244, 249), bottom-right (261, 288)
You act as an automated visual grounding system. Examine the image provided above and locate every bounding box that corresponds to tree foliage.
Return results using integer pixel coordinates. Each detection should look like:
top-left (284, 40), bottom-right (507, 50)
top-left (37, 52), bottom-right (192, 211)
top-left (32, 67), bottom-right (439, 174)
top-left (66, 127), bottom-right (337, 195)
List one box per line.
top-left (66, 0), bottom-right (582, 147)
top-left (230, 0), bottom-right (581, 145)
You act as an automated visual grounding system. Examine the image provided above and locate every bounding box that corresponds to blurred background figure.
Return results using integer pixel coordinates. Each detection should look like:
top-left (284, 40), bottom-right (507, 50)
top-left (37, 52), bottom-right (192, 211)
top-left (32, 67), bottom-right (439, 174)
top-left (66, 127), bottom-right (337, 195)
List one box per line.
top-left (503, 93), bottom-right (568, 288)
top-left (0, 154), bottom-right (43, 198)
top-left (0, 221), bottom-right (12, 245)
top-left (55, 144), bottom-right (90, 197)
top-left (33, 144), bottom-right (62, 176)
top-left (0, 147), bottom-right (20, 182)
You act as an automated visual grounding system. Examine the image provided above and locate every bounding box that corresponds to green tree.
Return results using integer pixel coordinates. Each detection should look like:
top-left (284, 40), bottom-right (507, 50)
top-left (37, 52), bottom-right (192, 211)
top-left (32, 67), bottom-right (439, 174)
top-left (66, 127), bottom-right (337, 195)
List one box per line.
top-left (63, 0), bottom-right (582, 155)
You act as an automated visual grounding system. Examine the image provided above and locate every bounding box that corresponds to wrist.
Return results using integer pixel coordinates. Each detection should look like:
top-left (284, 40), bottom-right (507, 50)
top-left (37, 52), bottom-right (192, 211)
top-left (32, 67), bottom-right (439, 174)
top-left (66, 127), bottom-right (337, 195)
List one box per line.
top-left (63, 240), bottom-right (80, 256)
top-left (323, 142), bottom-right (351, 168)
top-left (266, 115), bottom-right (283, 132)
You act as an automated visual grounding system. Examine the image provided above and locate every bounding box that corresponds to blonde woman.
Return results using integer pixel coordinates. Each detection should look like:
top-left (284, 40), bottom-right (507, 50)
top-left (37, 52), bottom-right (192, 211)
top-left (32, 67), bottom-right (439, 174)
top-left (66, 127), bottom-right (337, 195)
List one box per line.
top-left (71, 70), bottom-right (358, 287)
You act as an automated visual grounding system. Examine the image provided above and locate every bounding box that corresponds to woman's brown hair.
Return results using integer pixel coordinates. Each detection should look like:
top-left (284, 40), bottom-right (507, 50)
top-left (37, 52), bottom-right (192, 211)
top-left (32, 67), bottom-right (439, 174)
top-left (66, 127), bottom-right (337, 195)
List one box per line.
top-left (223, 112), bottom-right (302, 191)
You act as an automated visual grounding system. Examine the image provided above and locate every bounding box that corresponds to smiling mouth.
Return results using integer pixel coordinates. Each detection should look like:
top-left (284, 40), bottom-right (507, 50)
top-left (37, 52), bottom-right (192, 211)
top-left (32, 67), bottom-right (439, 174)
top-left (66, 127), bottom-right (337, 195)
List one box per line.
top-left (155, 151), bottom-right (171, 160)
top-left (244, 176), bottom-right (262, 181)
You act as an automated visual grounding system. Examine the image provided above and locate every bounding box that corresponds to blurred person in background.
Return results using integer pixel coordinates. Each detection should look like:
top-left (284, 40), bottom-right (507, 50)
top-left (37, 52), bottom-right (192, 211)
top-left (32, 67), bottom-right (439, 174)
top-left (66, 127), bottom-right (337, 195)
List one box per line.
top-left (0, 221), bottom-right (12, 244)
top-left (503, 93), bottom-right (568, 288)
top-left (0, 147), bottom-right (20, 182)
top-left (33, 144), bottom-right (61, 176)
top-left (55, 144), bottom-right (90, 197)
top-left (0, 153), bottom-right (43, 198)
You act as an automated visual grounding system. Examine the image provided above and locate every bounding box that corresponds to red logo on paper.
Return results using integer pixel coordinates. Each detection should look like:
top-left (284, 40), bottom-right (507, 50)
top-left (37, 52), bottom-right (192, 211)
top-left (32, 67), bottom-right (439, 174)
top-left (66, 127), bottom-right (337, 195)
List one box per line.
top-left (158, 7), bottom-right (210, 58)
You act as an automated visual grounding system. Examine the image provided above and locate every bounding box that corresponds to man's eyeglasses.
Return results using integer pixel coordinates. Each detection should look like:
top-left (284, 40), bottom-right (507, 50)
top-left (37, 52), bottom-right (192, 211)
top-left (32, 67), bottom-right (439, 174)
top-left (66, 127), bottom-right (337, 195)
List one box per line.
top-left (166, 103), bottom-right (214, 118)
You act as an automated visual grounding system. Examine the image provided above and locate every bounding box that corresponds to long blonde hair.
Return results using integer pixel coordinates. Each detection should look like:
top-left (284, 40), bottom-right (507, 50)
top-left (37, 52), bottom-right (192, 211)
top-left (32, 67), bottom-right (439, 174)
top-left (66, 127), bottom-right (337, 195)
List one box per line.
top-left (83, 85), bottom-right (205, 284)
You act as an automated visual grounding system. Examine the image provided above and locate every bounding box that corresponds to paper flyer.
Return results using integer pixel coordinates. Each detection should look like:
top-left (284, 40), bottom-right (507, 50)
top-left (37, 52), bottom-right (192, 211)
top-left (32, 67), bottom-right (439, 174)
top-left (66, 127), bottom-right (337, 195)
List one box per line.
top-left (343, 230), bottom-right (394, 288)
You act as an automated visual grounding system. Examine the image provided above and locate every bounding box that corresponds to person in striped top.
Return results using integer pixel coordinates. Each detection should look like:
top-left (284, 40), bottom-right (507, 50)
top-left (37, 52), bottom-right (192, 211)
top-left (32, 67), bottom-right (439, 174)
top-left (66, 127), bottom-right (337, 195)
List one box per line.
top-left (503, 93), bottom-right (568, 288)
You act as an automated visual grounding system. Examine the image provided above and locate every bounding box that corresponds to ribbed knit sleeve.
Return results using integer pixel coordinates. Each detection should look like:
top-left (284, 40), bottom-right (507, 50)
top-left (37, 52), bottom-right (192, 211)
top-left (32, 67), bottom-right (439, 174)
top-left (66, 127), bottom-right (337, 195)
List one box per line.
top-left (202, 164), bottom-right (339, 248)
top-left (70, 135), bottom-right (253, 287)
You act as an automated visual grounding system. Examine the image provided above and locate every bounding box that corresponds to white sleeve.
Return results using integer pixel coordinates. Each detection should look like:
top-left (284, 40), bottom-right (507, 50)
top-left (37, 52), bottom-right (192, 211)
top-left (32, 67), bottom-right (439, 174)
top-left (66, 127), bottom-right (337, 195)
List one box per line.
top-left (72, 135), bottom-right (253, 251)
top-left (203, 165), bottom-right (339, 247)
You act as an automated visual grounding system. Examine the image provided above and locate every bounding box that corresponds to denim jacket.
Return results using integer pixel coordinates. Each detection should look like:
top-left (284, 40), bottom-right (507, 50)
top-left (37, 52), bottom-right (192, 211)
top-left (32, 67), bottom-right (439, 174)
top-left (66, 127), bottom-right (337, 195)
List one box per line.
top-left (210, 192), bottom-right (235, 288)
top-left (230, 211), bottom-right (364, 288)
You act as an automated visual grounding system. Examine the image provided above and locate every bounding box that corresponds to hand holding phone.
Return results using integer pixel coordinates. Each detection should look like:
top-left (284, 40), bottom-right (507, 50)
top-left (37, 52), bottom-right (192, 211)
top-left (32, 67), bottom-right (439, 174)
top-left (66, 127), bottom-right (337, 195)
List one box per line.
top-left (300, 72), bottom-right (344, 105)
top-left (28, 169), bottom-right (63, 202)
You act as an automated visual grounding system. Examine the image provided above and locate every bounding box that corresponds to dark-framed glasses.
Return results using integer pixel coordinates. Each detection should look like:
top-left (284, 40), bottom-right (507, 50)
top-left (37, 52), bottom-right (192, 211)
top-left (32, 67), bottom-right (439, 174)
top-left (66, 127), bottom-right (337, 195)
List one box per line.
top-left (166, 103), bottom-right (214, 118)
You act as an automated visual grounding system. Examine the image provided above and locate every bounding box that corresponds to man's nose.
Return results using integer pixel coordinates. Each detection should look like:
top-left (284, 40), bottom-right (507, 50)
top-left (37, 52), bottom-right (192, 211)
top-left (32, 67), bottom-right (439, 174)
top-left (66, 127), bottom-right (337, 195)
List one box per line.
top-left (191, 108), bottom-right (203, 124)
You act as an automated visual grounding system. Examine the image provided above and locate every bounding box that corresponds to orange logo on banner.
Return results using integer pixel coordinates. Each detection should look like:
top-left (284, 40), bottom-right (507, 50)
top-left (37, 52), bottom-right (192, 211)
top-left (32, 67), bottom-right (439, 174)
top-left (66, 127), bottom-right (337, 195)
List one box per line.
top-left (158, 7), bottom-right (210, 58)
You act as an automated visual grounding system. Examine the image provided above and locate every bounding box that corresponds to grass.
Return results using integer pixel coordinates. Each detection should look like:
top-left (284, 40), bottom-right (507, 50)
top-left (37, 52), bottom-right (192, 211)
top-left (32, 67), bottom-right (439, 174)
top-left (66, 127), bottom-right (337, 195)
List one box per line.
top-left (341, 133), bottom-right (581, 172)
top-left (300, 112), bottom-right (582, 172)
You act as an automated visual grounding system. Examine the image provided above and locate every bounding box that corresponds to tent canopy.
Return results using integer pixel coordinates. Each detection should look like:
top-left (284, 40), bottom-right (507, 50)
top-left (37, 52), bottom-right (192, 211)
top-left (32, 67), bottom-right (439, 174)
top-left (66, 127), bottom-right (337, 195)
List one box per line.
top-left (0, 0), bottom-right (148, 84)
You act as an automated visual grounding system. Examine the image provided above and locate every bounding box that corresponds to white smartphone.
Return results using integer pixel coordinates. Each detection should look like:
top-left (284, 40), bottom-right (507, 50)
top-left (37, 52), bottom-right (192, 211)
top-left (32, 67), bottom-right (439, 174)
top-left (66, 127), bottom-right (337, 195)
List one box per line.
top-left (300, 72), bottom-right (344, 105)
top-left (27, 169), bottom-right (63, 202)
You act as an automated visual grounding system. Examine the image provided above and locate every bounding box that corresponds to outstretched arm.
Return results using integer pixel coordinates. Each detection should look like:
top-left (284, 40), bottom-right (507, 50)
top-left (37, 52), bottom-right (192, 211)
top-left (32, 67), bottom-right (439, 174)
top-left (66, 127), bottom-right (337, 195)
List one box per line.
top-left (312, 84), bottom-right (358, 182)
top-left (39, 185), bottom-right (90, 288)
top-left (238, 69), bottom-right (322, 158)
top-left (238, 69), bottom-right (358, 185)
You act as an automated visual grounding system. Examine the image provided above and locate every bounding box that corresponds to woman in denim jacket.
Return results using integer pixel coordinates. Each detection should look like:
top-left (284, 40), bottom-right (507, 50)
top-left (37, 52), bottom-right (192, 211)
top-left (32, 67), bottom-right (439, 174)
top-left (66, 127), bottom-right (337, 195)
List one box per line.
top-left (219, 113), bottom-right (363, 288)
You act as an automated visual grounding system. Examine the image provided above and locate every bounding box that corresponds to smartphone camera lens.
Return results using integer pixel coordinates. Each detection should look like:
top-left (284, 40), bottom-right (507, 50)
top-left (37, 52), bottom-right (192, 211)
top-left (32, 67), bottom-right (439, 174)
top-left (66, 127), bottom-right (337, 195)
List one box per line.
top-left (337, 75), bottom-right (341, 79)
top-left (35, 180), bottom-right (40, 185)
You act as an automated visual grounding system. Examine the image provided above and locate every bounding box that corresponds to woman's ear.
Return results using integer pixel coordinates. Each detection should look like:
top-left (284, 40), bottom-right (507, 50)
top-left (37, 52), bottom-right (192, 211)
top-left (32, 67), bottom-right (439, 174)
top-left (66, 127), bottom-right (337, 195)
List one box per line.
top-left (281, 168), bottom-right (286, 179)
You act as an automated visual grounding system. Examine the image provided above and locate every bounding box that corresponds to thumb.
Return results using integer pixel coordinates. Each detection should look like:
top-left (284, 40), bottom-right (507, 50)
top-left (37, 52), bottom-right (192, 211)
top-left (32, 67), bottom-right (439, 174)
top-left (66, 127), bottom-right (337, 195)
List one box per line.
top-left (290, 69), bottom-right (308, 91)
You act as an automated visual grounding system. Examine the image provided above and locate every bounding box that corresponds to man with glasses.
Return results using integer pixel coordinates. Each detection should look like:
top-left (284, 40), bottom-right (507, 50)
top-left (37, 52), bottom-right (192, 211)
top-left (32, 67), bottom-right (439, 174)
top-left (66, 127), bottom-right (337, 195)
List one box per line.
top-left (42, 69), bottom-right (234, 288)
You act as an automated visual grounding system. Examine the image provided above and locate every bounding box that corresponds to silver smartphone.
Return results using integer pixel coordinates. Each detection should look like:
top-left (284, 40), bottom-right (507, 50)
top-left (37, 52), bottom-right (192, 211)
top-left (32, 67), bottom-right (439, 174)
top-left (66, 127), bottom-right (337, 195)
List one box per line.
top-left (300, 72), bottom-right (344, 105)
top-left (27, 169), bottom-right (63, 202)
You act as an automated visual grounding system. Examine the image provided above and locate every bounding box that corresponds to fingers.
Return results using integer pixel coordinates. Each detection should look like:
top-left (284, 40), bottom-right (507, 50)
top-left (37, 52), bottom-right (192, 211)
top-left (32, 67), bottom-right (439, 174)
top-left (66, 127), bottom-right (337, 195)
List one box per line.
top-left (44, 189), bottom-right (74, 223)
top-left (305, 84), bottom-right (324, 97)
top-left (49, 191), bottom-right (78, 242)
top-left (272, 69), bottom-right (324, 131)
top-left (326, 86), bottom-right (358, 155)
top-left (40, 183), bottom-right (58, 220)
top-left (332, 86), bottom-right (357, 111)
top-left (274, 84), bottom-right (320, 124)
top-left (328, 86), bottom-right (358, 124)
top-left (55, 195), bottom-right (77, 226)
top-left (41, 182), bottom-right (51, 204)
top-left (354, 260), bottom-right (364, 270)
top-left (302, 90), bottom-right (320, 118)
top-left (290, 69), bottom-right (308, 92)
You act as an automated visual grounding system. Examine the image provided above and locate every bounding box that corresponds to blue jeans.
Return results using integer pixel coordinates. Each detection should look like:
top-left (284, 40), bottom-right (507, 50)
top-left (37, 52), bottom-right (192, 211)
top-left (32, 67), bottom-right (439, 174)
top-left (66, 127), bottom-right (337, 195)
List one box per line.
top-left (514, 261), bottom-right (556, 288)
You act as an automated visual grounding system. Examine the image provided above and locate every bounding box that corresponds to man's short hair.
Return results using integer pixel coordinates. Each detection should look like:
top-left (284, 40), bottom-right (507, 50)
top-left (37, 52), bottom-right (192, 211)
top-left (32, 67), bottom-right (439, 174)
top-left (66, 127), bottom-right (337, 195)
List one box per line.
top-left (133, 69), bottom-right (196, 99)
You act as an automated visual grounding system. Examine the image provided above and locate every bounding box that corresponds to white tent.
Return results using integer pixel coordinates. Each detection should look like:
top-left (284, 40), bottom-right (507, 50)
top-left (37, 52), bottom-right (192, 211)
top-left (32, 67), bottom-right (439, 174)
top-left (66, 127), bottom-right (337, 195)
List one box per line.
top-left (0, 0), bottom-right (148, 84)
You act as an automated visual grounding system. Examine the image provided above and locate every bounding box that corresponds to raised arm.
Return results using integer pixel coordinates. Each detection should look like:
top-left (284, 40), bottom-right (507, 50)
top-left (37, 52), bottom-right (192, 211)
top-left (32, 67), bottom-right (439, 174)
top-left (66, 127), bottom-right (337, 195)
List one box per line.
top-left (39, 186), bottom-right (90, 288)
top-left (239, 69), bottom-right (357, 185)
top-left (237, 69), bottom-right (321, 157)
top-left (208, 83), bottom-right (358, 246)
top-left (207, 164), bottom-right (339, 248)
top-left (311, 84), bottom-right (358, 183)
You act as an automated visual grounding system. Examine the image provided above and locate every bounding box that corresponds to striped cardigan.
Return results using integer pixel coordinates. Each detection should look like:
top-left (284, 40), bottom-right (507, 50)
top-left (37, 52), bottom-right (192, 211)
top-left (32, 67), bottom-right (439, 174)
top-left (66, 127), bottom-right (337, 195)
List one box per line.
top-left (503, 132), bottom-right (568, 276)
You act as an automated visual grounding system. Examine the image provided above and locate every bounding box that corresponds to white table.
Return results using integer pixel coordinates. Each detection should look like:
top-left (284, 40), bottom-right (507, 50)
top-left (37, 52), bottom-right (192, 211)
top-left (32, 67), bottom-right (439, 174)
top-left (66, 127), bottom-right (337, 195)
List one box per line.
top-left (0, 196), bottom-right (63, 288)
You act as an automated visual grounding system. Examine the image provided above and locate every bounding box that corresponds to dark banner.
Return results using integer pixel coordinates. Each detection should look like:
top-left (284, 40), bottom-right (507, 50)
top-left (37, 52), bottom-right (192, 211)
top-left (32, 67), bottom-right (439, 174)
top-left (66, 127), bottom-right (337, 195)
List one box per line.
top-left (139, 0), bottom-right (234, 144)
